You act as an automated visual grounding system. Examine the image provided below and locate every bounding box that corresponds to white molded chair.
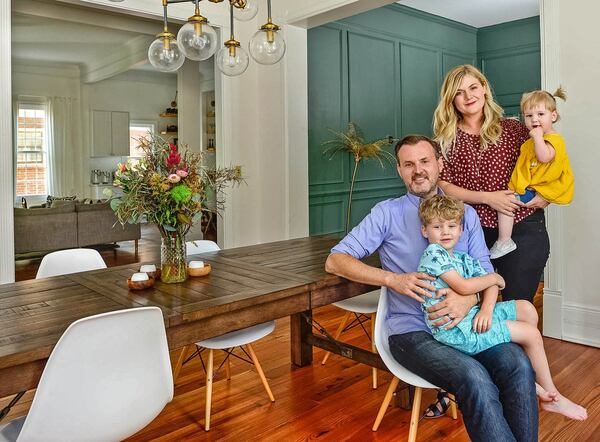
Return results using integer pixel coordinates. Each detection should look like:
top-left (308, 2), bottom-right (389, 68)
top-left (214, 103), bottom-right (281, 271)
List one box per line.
top-left (372, 287), bottom-right (457, 440)
top-left (36, 249), bottom-right (107, 279)
top-left (183, 240), bottom-right (275, 431)
top-left (321, 289), bottom-right (380, 388)
top-left (0, 307), bottom-right (173, 442)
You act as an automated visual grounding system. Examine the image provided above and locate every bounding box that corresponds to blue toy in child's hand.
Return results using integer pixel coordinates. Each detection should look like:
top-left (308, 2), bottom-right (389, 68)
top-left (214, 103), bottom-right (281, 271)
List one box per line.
top-left (516, 189), bottom-right (536, 204)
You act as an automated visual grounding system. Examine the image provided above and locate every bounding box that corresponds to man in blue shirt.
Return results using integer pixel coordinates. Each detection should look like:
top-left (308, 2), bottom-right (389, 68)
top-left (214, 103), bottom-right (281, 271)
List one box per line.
top-left (325, 135), bottom-right (538, 442)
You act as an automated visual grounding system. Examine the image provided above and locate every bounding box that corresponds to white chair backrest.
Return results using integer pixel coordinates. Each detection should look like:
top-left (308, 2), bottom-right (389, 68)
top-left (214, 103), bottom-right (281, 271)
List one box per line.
top-left (374, 287), bottom-right (437, 389)
top-left (186, 240), bottom-right (220, 255)
top-left (18, 307), bottom-right (173, 442)
top-left (36, 249), bottom-right (107, 279)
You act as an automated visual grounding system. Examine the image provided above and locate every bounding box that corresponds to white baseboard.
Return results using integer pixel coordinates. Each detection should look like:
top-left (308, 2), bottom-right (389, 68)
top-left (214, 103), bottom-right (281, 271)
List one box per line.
top-left (542, 289), bottom-right (563, 339)
top-left (562, 302), bottom-right (600, 348)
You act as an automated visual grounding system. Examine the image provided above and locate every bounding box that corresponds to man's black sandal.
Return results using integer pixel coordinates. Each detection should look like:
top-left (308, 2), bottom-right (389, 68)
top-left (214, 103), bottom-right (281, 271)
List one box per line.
top-left (422, 390), bottom-right (455, 419)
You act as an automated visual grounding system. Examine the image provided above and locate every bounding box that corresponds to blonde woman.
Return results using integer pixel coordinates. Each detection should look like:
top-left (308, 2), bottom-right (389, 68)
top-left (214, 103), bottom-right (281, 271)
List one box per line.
top-left (433, 64), bottom-right (549, 303)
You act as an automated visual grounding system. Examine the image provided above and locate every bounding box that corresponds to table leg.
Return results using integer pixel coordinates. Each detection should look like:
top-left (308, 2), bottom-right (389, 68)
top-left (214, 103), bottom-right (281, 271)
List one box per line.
top-left (290, 310), bottom-right (313, 366)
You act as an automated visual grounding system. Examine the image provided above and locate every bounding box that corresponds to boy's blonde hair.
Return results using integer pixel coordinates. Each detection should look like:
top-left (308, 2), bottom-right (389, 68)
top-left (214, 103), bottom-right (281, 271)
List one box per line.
top-left (419, 195), bottom-right (465, 225)
top-left (520, 87), bottom-right (567, 121)
top-left (433, 64), bottom-right (504, 158)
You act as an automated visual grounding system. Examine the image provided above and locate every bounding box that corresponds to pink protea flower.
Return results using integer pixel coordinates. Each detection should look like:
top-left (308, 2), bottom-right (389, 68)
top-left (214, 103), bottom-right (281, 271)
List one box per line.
top-left (176, 169), bottom-right (188, 178)
top-left (168, 174), bottom-right (181, 183)
top-left (118, 163), bottom-right (127, 173)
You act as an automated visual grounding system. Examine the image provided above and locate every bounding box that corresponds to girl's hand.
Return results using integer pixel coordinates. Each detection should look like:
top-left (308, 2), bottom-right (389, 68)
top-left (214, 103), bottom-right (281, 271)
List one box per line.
top-left (473, 308), bottom-right (493, 333)
top-left (484, 190), bottom-right (525, 216)
top-left (525, 193), bottom-right (550, 209)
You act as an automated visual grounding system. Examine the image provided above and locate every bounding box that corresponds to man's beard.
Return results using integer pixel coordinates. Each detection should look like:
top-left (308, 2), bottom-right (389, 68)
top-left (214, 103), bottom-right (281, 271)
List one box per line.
top-left (408, 174), bottom-right (437, 198)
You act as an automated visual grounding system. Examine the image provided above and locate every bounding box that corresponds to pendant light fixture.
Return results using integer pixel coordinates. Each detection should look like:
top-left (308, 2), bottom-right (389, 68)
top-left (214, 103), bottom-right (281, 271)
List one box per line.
top-left (215, 3), bottom-right (249, 76)
top-left (248, 0), bottom-right (285, 65)
top-left (149, 0), bottom-right (285, 75)
top-left (233, 0), bottom-right (259, 21)
top-left (148, 0), bottom-right (186, 72)
top-left (177, 0), bottom-right (218, 61)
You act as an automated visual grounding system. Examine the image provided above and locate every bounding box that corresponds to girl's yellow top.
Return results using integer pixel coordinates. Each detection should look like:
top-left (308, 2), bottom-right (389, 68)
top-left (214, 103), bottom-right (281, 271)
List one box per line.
top-left (508, 133), bottom-right (574, 204)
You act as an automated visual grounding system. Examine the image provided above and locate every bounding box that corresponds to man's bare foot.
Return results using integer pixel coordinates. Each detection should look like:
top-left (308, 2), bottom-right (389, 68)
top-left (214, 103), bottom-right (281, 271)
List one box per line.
top-left (536, 383), bottom-right (558, 402)
top-left (541, 393), bottom-right (588, 420)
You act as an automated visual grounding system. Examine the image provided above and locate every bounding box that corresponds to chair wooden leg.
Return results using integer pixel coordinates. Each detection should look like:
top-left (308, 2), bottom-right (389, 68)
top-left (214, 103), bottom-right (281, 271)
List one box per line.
top-left (372, 376), bottom-right (399, 431)
top-left (408, 387), bottom-right (423, 442)
top-left (205, 349), bottom-right (214, 431)
top-left (134, 239), bottom-right (139, 255)
top-left (448, 393), bottom-right (458, 420)
top-left (371, 312), bottom-right (377, 389)
top-left (172, 344), bottom-right (194, 383)
top-left (247, 344), bottom-right (275, 402)
top-left (321, 311), bottom-right (352, 365)
top-left (225, 352), bottom-right (231, 380)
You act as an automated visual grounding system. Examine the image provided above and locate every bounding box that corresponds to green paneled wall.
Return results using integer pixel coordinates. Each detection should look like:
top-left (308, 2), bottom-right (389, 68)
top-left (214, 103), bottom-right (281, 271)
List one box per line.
top-left (477, 17), bottom-right (541, 116)
top-left (308, 5), bottom-right (540, 236)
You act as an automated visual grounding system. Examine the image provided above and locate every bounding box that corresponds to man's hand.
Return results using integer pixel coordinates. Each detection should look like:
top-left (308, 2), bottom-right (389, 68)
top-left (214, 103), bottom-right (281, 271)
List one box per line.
top-left (473, 307), bottom-right (493, 333)
top-left (427, 287), bottom-right (476, 330)
top-left (387, 272), bottom-right (436, 304)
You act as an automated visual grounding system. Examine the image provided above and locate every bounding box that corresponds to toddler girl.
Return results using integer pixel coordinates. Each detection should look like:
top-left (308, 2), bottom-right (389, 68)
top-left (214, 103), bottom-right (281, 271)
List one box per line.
top-left (490, 88), bottom-right (574, 258)
top-left (418, 194), bottom-right (587, 420)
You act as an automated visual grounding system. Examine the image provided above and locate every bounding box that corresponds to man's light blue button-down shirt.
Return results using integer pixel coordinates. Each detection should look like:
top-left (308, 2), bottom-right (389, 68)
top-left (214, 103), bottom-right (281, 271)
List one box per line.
top-left (330, 191), bottom-right (493, 336)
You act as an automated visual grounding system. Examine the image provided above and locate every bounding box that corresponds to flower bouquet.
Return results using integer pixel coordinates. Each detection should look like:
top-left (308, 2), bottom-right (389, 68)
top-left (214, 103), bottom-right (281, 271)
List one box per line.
top-left (109, 135), bottom-right (242, 283)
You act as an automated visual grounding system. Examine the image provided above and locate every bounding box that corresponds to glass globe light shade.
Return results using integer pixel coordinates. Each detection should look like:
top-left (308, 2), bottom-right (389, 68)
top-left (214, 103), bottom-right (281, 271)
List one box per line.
top-left (233, 0), bottom-right (259, 21)
top-left (216, 45), bottom-right (249, 77)
top-left (148, 37), bottom-right (186, 72)
top-left (177, 21), bottom-right (218, 61)
top-left (249, 29), bottom-right (286, 65)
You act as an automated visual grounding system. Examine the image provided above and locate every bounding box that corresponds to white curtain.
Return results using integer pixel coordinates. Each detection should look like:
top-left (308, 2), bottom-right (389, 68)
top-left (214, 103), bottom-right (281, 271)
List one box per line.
top-left (47, 97), bottom-right (80, 196)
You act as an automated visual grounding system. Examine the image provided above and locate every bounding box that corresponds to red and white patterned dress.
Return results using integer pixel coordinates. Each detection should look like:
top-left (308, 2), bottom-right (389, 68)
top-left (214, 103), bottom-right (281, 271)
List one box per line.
top-left (439, 118), bottom-right (532, 228)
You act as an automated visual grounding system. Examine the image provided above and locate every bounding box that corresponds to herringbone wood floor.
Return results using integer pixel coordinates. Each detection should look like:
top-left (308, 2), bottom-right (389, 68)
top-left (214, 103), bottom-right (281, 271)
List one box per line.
top-left (5, 228), bottom-right (598, 441)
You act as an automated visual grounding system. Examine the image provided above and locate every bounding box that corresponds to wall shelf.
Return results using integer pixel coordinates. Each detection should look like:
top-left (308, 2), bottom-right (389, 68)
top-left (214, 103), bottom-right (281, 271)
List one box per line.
top-left (159, 113), bottom-right (177, 117)
top-left (160, 131), bottom-right (178, 135)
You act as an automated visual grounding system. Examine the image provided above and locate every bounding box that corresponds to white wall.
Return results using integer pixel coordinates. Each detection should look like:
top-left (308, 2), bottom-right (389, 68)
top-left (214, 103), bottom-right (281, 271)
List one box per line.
top-left (541, 0), bottom-right (600, 347)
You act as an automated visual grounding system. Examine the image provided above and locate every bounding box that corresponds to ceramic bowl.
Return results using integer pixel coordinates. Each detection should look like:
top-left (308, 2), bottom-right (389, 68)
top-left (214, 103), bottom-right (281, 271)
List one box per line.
top-left (127, 277), bottom-right (156, 290)
top-left (188, 263), bottom-right (212, 277)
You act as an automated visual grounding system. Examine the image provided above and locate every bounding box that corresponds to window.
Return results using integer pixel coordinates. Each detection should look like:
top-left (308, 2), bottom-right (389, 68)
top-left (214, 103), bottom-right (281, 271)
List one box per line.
top-left (16, 102), bottom-right (48, 197)
top-left (129, 121), bottom-right (156, 157)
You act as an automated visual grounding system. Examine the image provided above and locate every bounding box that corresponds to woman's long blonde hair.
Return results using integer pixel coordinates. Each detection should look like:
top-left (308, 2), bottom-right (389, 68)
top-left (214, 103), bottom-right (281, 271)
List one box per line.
top-left (433, 64), bottom-right (504, 159)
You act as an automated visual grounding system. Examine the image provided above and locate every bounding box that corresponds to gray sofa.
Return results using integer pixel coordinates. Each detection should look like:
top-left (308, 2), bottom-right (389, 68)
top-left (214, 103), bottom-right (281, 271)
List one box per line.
top-left (14, 202), bottom-right (141, 255)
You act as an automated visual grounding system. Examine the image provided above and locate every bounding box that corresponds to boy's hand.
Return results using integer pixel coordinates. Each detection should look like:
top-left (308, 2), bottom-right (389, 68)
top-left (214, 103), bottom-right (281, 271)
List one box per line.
top-left (495, 274), bottom-right (506, 290)
top-left (473, 307), bottom-right (493, 333)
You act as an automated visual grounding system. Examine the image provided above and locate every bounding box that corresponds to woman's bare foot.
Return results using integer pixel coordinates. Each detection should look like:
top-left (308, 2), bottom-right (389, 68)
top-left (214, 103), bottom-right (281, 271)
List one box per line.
top-left (541, 392), bottom-right (588, 420)
top-left (536, 383), bottom-right (558, 402)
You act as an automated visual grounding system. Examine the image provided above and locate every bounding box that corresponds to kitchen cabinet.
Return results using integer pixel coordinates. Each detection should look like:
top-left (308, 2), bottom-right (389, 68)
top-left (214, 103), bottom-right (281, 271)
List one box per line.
top-left (91, 110), bottom-right (130, 157)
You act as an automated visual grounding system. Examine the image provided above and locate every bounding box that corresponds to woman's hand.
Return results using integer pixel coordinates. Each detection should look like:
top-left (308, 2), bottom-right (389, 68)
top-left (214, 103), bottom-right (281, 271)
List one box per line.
top-left (387, 272), bottom-right (436, 303)
top-left (525, 193), bottom-right (550, 209)
top-left (427, 288), bottom-right (477, 330)
top-left (484, 190), bottom-right (525, 216)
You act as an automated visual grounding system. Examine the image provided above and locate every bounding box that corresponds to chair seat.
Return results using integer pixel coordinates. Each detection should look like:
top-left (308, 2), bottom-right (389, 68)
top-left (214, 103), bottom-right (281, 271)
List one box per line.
top-left (0, 416), bottom-right (25, 442)
top-left (332, 289), bottom-right (380, 314)
top-left (197, 321), bottom-right (276, 349)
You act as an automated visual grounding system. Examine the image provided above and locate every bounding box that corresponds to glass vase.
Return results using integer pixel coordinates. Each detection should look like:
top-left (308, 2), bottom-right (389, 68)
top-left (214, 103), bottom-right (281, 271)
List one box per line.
top-left (161, 232), bottom-right (187, 283)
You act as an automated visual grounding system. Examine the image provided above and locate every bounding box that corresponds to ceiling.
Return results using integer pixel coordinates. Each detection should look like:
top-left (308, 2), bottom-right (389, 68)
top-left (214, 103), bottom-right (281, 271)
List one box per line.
top-left (397, 0), bottom-right (539, 28)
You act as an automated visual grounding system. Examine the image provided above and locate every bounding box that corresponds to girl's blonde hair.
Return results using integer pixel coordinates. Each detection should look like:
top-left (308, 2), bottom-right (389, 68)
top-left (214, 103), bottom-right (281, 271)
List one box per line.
top-left (520, 87), bottom-right (567, 122)
top-left (433, 64), bottom-right (504, 159)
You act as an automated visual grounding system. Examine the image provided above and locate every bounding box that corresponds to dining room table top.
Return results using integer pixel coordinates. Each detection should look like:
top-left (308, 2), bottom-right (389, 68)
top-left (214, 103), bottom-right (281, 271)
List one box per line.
top-left (0, 235), bottom-right (376, 373)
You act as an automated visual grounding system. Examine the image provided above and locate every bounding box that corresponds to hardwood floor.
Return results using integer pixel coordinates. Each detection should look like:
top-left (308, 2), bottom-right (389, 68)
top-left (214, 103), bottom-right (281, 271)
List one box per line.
top-left (7, 230), bottom-right (599, 441)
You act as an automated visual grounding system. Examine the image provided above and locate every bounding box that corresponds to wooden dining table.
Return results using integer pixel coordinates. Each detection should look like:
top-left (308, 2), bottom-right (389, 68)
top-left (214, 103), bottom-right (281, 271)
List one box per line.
top-left (0, 235), bottom-right (385, 400)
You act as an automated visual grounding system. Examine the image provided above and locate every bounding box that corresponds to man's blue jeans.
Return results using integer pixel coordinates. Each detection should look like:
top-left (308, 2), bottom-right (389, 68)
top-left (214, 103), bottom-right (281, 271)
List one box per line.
top-left (389, 331), bottom-right (537, 442)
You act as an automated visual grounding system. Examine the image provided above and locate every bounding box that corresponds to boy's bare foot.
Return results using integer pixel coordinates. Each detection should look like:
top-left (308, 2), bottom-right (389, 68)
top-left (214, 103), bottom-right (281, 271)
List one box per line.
top-left (541, 393), bottom-right (588, 420)
top-left (536, 383), bottom-right (558, 402)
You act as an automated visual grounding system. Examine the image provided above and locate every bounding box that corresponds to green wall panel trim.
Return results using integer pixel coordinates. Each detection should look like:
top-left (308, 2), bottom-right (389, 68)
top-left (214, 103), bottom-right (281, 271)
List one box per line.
top-left (477, 16), bottom-right (540, 53)
top-left (340, 4), bottom-right (477, 54)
